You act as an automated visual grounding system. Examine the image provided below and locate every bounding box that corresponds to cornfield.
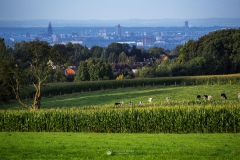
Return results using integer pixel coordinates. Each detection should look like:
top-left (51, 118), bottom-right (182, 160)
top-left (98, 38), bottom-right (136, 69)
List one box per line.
top-left (1, 103), bottom-right (239, 133)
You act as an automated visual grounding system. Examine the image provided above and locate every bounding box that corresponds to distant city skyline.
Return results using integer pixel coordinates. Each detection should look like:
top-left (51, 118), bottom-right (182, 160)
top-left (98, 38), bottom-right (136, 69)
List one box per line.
top-left (1, 0), bottom-right (240, 21)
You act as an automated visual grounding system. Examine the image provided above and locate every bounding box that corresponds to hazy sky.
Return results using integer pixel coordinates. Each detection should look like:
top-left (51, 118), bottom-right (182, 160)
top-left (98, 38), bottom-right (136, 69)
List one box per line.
top-left (0, 0), bottom-right (240, 20)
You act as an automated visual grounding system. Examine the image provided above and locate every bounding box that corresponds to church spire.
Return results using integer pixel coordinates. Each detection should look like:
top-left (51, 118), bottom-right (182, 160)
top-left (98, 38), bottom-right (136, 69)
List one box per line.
top-left (48, 22), bottom-right (53, 36)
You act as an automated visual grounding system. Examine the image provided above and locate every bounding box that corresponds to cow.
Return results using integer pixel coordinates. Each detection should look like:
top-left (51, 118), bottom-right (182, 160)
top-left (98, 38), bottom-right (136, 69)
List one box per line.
top-left (148, 98), bottom-right (153, 103)
top-left (221, 93), bottom-right (227, 99)
top-left (197, 95), bottom-right (201, 100)
top-left (139, 101), bottom-right (143, 105)
top-left (129, 100), bottom-right (133, 105)
top-left (166, 97), bottom-right (171, 102)
top-left (115, 101), bottom-right (124, 106)
top-left (238, 93), bottom-right (240, 99)
top-left (208, 95), bottom-right (213, 101)
top-left (203, 95), bottom-right (208, 100)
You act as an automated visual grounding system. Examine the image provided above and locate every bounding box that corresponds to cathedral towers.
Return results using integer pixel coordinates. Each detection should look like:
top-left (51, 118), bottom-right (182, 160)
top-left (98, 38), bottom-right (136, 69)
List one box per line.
top-left (48, 22), bottom-right (53, 36)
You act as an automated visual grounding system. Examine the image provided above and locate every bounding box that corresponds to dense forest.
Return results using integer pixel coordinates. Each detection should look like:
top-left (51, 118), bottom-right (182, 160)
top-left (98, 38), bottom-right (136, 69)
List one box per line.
top-left (0, 28), bottom-right (240, 106)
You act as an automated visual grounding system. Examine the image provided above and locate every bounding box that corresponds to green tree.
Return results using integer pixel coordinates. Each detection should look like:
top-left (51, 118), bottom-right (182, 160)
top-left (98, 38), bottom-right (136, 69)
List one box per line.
top-left (127, 56), bottom-right (136, 65)
top-left (91, 46), bottom-right (103, 58)
top-left (155, 59), bottom-right (172, 77)
top-left (170, 45), bottom-right (182, 56)
top-left (106, 43), bottom-right (130, 58)
top-left (72, 43), bottom-right (84, 63)
top-left (108, 52), bottom-right (118, 63)
top-left (135, 65), bottom-right (154, 78)
top-left (130, 45), bottom-right (143, 62)
top-left (149, 46), bottom-right (165, 59)
top-left (75, 61), bottom-right (89, 81)
top-left (23, 40), bottom-right (60, 109)
top-left (2, 39), bottom-right (60, 109)
top-left (0, 38), bottom-right (14, 103)
top-left (185, 57), bottom-right (206, 75)
top-left (53, 66), bottom-right (67, 82)
top-left (87, 58), bottom-right (113, 81)
top-left (230, 32), bottom-right (240, 72)
top-left (100, 50), bottom-right (109, 61)
top-left (81, 46), bottom-right (91, 61)
top-left (118, 52), bottom-right (127, 63)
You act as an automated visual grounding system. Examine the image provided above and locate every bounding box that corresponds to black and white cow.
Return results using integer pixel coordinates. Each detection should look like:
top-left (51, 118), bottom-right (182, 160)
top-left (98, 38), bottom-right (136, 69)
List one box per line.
top-left (221, 93), bottom-right (227, 99)
top-left (115, 101), bottom-right (124, 106)
top-left (129, 100), bottom-right (133, 105)
top-left (203, 95), bottom-right (208, 100)
top-left (197, 95), bottom-right (201, 100)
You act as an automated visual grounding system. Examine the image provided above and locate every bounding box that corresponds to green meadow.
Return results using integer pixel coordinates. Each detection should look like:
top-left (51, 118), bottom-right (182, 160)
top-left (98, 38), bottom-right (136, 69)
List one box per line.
top-left (1, 84), bottom-right (239, 109)
top-left (0, 132), bottom-right (240, 160)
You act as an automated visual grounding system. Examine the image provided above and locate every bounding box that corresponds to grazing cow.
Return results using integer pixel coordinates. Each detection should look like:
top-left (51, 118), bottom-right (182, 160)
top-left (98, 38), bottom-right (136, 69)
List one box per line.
top-left (166, 97), bottom-right (171, 102)
top-left (203, 95), bottom-right (208, 100)
top-left (197, 95), bottom-right (201, 100)
top-left (139, 101), bottom-right (143, 105)
top-left (238, 93), bottom-right (240, 99)
top-left (129, 100), bottom-right (133, 105)
top-left (208, 95), bottom-right (213, 101)
top-left (115, 101), bottom-right (124, 106)
top-left (221, 93), bottom-right (227, 99)
top-left (148, 98), bottom-right (153, 103)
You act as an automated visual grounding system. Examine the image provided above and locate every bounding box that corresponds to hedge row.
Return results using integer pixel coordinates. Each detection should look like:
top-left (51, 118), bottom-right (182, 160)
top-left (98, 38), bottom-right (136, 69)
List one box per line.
top-left (20, 74), bottom-right (240, 99)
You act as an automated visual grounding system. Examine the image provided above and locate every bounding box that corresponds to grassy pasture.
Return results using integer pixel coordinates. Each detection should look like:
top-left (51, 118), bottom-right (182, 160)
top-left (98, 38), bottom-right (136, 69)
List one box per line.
top-left (0, 132), bottom-right (239, 160)
top-left (1, 84), bottom-right (240, 109)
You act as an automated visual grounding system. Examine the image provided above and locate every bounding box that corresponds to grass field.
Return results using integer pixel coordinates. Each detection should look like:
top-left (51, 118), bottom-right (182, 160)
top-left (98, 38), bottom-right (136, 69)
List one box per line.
top-left (0, 132), bottom-right (240, 159)
top-left (1, 84), bottom-right (240, 109)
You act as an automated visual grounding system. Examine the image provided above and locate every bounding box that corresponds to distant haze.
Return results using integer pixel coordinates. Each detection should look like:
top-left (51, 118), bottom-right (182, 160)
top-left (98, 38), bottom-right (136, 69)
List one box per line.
top-left (0, 0), bottom-right (240, 21)
top-left (0, 18), bottom-right (240, 27)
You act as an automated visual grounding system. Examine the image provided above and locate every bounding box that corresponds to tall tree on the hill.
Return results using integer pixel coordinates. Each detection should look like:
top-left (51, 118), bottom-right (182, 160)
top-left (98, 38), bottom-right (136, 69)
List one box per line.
top-left (1, 39), bottom-right (61, 109)
top-left (22, 39), bottom-right (60, 109)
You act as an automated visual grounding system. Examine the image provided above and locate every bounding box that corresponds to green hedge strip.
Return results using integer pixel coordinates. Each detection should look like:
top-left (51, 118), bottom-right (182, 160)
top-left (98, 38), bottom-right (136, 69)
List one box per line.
top-left (20, 74), bottom-right (240, 98)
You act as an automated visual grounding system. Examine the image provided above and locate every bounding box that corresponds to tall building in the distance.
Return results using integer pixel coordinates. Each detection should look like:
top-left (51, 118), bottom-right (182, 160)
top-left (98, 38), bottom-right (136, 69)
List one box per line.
top-left (48, 22), bottom-right (53, 36)
top-left (185, 21), bottom-right (189, 35)
top-left (115, 24), bottom-right (121, 36)
top-left (142, 37), bottom-right (154, 47)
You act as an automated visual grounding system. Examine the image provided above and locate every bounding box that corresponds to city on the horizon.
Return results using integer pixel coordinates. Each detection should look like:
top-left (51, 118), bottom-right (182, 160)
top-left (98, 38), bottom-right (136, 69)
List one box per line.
top-left (1, 0), bottom-right (240, 50)
top-left (1, 20), bottom-right (239, 50)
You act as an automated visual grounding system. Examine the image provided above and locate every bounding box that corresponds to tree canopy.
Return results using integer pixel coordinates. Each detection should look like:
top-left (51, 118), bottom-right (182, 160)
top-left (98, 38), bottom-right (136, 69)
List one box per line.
top-left (177, 28), bottom-right (240, 74)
